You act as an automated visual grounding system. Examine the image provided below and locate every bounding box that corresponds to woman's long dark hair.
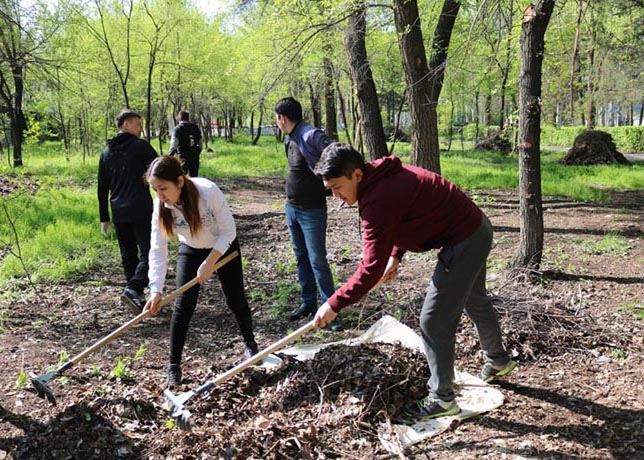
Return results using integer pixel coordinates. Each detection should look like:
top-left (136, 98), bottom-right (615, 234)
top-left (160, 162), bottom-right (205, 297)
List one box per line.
top-left (145, 156), bottom-right (202, 238)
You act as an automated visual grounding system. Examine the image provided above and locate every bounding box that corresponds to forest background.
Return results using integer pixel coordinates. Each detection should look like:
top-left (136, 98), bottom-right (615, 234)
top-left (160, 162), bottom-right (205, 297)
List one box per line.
top-left (1, 0), bottom-right (643, 168)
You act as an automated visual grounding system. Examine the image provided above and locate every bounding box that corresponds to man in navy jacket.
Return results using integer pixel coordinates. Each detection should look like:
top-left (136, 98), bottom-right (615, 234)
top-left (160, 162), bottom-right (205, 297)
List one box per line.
top-left (275, 97), bottom-right (341, 331)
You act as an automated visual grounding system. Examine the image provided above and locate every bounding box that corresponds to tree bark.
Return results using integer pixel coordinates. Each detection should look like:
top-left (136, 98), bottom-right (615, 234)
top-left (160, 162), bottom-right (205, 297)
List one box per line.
top-left (511, 1), bottom-right (555, 273)
top-left (308, 81), bottom-right (322, 128)
top-left (568, 0), bottom-right (587, 124)
top-left (252, 100), bottom-right (264, 146)
top-left (335, 77), bottom-right (352, 145)
top-left (394, 0), bottom-right (461, 174)
top-left (323, 55), bottom-right (338, 140)
top-left (344, 2), bottom-right (388, 160)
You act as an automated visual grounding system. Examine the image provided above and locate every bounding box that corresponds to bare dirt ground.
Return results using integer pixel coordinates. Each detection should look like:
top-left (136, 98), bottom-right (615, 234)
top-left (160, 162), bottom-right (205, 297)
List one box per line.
top-left (1, 174), bottom-right (642, 459)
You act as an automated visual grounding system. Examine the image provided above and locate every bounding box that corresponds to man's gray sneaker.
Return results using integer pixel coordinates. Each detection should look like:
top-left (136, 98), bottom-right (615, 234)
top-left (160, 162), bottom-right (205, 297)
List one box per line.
top-left (402, 395), bottom-right (461, 421)
top-left (480, 359), bottom-right (517, 382)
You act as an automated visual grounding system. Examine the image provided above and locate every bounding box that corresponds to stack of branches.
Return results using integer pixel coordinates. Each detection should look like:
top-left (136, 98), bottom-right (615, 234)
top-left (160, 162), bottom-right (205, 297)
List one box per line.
top-left (491, 278), bottom-right (632, 361)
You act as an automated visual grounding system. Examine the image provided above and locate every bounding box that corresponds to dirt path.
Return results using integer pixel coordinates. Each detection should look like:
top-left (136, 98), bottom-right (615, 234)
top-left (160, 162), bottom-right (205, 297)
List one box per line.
top-left (0, 178), bottom-right (642, 459)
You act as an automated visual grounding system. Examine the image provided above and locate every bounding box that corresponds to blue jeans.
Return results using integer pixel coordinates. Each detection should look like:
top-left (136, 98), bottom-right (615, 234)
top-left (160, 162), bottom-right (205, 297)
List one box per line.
top-left (285, 204), bottom-right (335, 307)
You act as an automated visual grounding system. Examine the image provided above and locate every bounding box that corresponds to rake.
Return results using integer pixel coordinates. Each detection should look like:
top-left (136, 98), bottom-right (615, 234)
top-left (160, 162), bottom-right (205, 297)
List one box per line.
top-left (30, 250), bottom-right (239, 405)
top-left (164, 320), bottom-right (316, 430)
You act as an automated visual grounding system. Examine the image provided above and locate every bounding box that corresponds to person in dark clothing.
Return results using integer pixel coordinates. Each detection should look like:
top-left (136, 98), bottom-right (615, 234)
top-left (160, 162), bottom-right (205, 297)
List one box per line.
top-left (98, 109), bottom-right (158, 314)
top-left (169, 110), bottom-right (202, 177)
top-left (274, 97), bottom-right (341, 331)
top-left (312, 143), bottom-right (516, 420)
top-left (143, 156), bottom-right (258, 387)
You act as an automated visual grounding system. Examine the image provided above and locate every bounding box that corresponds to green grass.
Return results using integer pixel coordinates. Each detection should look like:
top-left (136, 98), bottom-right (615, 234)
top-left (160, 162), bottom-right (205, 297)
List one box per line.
top-left (619, 299), bottom-right (644, 320)
top-left (0, 186), bottom-right (115, 282)
top-left (0, 138), bottom-right (641, 285)
top-left (579, 234), bottom-right (630, 255)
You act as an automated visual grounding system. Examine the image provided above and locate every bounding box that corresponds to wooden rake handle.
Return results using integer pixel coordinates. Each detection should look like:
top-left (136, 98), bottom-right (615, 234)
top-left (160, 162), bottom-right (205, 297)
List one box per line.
top-left (67, 250), bottom-right (240, 368)
top-left (194, 320), bottom-right (317, 394)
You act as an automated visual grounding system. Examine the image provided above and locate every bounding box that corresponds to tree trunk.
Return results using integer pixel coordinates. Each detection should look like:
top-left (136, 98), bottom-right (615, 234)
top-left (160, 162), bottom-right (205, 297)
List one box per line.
top-left (308, 81), bottom-right (322, 128)
top-left (10, 61), bottom-right (25, 167)
top-left (585, 46), bottom-right (596, 129)
top-left (323, 55), bottom-right (338, 140)
top-left (343, 2), bottom-right (388, 160)
top-left (568, 0), bottom-right (587, 124)
top-left (252, 101), bottom-right (264, 146)
top-left (394, 0), bottom-right (460, 174)
top-left (335, 78), bottom-right (352, 145)
top-left (511, 1), bottom-right (555, 273)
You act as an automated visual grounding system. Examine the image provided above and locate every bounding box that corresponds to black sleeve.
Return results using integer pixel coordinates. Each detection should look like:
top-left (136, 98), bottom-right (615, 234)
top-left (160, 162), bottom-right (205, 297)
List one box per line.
top-left (97, 153), bottom-right (110, 222)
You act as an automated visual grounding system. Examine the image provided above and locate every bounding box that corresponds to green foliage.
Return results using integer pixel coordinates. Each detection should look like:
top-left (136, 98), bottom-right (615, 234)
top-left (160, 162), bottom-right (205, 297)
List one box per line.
top-left (89, 365), bottom-right (102, 377)
top-left (110, 358), bottom-right (132, 380)
top-left (608, 127), bottom-right (644, 153)
top-left (134, 344), bottom-right (147, 360)
top-left (619, 299), bottom-right (644, 320)
top-left (609, 348), bottom-right (626, 359)
top-left (200, 138), bottom-right (286, 178)
top-left (110, 344), bottom-right (146, 380)
top-left (0, 309), bottom-right (9, 333)
top-left (0, 177), bottom-right (115, 284)
top-left (541, 126), bottom-right (644, 152)
top-left (579, 234), bottom-right (629, 255)
top-left (57, 351), bottom-right (69, 366)
top-left (268, 279), bottom-right (299, 319)
top-left (15, 369), bottom-right (28, 388)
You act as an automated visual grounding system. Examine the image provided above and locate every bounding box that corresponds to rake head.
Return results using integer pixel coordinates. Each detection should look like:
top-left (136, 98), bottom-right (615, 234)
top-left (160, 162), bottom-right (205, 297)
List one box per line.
top-left (29, 372), bottom-right (57, 406)
top-left (164, 388), bottom-right (195, 431)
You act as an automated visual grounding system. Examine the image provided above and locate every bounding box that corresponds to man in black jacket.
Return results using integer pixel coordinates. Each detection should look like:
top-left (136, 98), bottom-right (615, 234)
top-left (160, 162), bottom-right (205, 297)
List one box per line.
top-left (169, 110), bottom-right (202, 177)
top-left (98, 109), bottom-right (158, 313)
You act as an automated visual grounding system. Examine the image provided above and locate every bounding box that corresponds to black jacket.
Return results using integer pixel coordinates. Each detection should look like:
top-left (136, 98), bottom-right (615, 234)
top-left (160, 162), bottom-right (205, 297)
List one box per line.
top-left (169, 122), bottom-right (202, 157)
top-left (98, 132), bottom-right (158, 223)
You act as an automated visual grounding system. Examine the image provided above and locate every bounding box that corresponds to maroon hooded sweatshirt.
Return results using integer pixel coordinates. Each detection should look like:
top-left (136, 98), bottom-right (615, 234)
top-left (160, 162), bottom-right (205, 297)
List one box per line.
top-left (327, 156), bottom-right (482, 312)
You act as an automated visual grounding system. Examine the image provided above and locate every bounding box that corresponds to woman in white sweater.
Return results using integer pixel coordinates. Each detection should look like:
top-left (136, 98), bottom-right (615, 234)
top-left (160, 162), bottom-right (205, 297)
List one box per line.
top-left (143, 156), bottom-right (258, 387)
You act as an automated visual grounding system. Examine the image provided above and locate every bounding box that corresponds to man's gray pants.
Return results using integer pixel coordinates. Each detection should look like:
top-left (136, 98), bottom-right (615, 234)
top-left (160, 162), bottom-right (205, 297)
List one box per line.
top-left (420, 214), bottom-right (510, 401)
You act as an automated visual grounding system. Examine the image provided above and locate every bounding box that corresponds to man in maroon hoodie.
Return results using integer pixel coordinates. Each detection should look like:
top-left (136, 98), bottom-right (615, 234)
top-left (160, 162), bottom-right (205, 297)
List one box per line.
top-left (312, 143), bottom-right (516, 420)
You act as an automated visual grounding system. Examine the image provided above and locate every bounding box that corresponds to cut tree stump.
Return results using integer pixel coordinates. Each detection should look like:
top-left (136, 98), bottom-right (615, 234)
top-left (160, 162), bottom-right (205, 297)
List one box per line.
top-left (559, 130), bottom-right (631, 166)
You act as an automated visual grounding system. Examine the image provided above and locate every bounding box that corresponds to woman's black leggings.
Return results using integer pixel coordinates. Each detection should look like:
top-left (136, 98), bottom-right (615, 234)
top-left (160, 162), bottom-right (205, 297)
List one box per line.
top-left (169, 238), bottom-right (255, 365)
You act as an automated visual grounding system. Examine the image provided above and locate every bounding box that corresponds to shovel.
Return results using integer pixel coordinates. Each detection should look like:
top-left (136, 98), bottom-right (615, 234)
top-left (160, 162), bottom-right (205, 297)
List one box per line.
top-left (30, 250), bottom-right (239, 405)
top-left (164, 319), bottom-right (317, 430)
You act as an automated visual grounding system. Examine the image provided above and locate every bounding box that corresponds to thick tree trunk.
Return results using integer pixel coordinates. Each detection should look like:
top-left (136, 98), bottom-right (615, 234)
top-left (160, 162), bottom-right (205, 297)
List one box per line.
top-left (511, 1), bottom-right (555, 273)
top-left (11, 62), bottom-right (25, 167)
top-left (394, 0), bottom-right (460, 174)
top-left (323, 56), bottom-right (338, 140)
top-left (344, 2), bottom-right (388, 160)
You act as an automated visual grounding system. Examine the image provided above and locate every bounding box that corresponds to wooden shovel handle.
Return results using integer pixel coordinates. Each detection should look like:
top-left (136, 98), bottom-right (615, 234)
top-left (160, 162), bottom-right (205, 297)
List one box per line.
top-left (68, 250), bottom-right (239, 367)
